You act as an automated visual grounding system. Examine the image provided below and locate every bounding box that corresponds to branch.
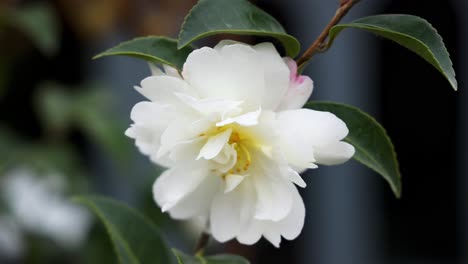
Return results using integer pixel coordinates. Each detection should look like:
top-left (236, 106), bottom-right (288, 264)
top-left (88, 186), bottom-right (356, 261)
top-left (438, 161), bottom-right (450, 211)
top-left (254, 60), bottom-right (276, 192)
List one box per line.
top-left (194, 232), bottom-right (210, 256)
top-left (296, 0), bottom-right (360, 67)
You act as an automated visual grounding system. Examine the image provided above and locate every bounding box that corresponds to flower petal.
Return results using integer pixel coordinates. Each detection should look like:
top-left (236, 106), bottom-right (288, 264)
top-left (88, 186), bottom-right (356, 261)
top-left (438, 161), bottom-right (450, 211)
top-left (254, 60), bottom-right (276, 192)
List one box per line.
top-left (224, 174), bottom-right (245, 193)
top-left (197, 128), bottom-right (232, 160)
top-left (276, 108), bottom-right (349, 169)
top-left (153, 164), bottom-right (210, 212)
top-left (253, 174), bottom-right (293, 222)
top-left (216, 108), bottom-right (262, 127)
top-left (210, 188), bottom-right (243, 242)
top-left (252, 43), bottom-right (290, 110)
top-left (166, 174), bottom-right (221, 219)
top-left (274, 184), bottom-right (305, 240)
top-left (276, 58), bottom-right (314, 111)
top-left (136, 75), bottom-right (196, 104)
top-left (182, 45), bottom-right (265, 111)
top-left (313, 141), bottom-right (355, 165)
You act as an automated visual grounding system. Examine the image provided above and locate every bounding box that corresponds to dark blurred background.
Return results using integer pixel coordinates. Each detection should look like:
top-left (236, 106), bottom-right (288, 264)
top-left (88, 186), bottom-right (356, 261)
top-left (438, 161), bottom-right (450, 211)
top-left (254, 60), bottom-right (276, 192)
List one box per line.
top-left (0, 0), bottom-right (466, 263)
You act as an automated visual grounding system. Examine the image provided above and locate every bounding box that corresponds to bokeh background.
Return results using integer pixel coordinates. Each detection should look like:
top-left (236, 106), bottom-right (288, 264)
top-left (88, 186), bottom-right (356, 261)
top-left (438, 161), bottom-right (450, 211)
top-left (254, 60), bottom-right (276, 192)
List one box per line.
top-left (0, 0), bottom-right (466, 263)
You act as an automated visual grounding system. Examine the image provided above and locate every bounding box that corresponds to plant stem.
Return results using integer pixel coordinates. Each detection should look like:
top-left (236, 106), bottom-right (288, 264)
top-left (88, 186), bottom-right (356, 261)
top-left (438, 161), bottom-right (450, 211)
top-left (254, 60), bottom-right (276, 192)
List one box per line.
top-left (296, 0), bottom-right (360, 67)
top-left (194, 232), bottom-right (210, 256)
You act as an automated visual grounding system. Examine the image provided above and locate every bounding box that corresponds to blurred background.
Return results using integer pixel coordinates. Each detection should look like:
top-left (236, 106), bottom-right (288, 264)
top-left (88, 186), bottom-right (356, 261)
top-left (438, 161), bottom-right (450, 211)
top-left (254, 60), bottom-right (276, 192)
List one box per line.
top-left (0, 0), bottom-right (466, 263)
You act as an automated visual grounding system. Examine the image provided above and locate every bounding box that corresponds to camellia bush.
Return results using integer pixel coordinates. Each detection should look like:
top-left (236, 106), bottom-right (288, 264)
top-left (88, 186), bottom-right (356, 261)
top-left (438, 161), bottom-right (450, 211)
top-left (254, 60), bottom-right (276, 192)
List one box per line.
top-left (75, 0), bottom-right (458, 263)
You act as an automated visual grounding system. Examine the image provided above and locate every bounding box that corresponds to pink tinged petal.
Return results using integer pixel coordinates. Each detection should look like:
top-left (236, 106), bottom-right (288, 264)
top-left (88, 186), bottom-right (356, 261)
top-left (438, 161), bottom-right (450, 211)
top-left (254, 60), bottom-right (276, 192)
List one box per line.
top-left (153, 164), bottom-right (209, 212)
top-left (182, 45), bottom-right (265, 111)
top-left (167, 174), bottom-right (221, 219)
top-left (224, 174), bottom-right (245, 193)
top-left (252, 43), bottom-right (290, 110)
top-left (276, 58), bottom-right (314, 111)
top-left (216, 108), bottom-right (262, 127)
top-left (210, 189), bottom-right (243, 242)
top-left (276, 109), bottom-right (349, 169)
top-left (313, 141), bottom-right (355, 165)
top-left (197, 128), bottom-right (232, 160)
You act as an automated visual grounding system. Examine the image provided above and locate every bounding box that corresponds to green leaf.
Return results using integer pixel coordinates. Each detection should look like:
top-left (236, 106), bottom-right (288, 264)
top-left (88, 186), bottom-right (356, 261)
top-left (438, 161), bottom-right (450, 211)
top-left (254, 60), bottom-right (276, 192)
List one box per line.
top-left (178, 0), bottom-right (300, 57)
top-left (306, 102), bottom-right (401, 198)
top-left (4, 3), bottom-right (59, 56)
top-left (173, 249), bottom-right (250, 264)
top-left (74, 196), bottom-right (174, 264)
top-left (328, 14), bottom-right (457, 90)
top-left (36, 82), bottom-right (74, 133)
top-left (94, 36), bottom-right (194, 70)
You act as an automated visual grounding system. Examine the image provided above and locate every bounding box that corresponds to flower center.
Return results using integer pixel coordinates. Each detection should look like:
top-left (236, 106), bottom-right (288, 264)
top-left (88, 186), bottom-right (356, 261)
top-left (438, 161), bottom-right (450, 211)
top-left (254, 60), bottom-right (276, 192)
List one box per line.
top-left (228, 131), bottom-right (252, 175)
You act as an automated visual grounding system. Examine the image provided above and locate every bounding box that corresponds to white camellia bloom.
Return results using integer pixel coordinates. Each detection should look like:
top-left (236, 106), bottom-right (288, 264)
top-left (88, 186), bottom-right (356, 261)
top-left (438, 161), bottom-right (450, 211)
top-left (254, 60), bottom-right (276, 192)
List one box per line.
top-left (126, 40), bottom-right (355, 247)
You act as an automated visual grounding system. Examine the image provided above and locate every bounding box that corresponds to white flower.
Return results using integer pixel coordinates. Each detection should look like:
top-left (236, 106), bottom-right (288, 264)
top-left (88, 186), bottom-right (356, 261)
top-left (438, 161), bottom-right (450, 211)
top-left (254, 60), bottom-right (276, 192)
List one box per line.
top-left (126, 40), bottom-right (355, 247)
top-left (1, 168), bottom-right (92, 249)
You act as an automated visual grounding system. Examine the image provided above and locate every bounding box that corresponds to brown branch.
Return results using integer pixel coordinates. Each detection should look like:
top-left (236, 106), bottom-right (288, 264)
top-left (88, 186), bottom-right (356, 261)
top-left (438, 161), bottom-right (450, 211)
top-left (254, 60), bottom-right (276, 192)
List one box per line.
top-left (194, 232), bottom-right (210, 256)
top-left (296, 0), bottom-right (360, 67)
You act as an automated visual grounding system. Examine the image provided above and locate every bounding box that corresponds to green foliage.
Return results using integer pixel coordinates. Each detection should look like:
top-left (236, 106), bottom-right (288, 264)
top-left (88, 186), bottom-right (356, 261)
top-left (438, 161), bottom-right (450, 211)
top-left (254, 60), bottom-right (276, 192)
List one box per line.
top-left (3, 3), bottom-right (59, 56)
top-left (94, 37), bottom-right (193, 70)
top-left (178, 0), bottom-right (300, 57)
top-left (74, 196), bottom-right (174, 264)
top-left (328, 14), bottom-right (457, 90)
top-left (36, 82), bottom-right (132, 163)
top-left (306, 102), bottom-right (401, 198)
top-left (173, 249), bottom-right (250, 264)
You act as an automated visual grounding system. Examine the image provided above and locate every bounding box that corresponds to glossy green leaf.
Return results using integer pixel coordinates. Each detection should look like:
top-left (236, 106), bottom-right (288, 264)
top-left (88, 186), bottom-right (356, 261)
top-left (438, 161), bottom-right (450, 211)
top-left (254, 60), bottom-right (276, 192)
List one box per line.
top-left (178, 0), bottom-right (300, 57)
top-left (74, 196), bottom-right (173, 264)
top-left (328, 14), bottom-right (457, 90)
top-left (94, 37), bottom-right (194, 70)
top-left (173, 249), bottom-right (249, 264)
top-left (4, 3), bottom-right (59, 56)
top-left (306, 102), bottom-right (401, 198)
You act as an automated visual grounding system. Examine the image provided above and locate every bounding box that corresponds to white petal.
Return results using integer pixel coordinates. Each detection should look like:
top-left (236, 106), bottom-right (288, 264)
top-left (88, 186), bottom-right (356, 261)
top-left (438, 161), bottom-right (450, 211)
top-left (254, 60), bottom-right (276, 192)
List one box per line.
top-left (216, 108), bottom-right (262, 127)
top-left (167, 174), bottom-right (221, 219)
top-left (210, 189), bottom-right (243, 242)
top-left (275, 184), bottom-right (305, 240)
top-left (169, 137), bottom-right (205, 162)
top-left (276, 109), bottom-right (349, 169)
top-left (148, 62), bottom-right (164, 76)
top-left (224, 174), bottom-right (245, 193)
top-left (212, 144), bottom-right (238, 173)
top-left (213, 39), bottom-right (242, 51)
top-left (277, 76), bottom-right (313, 111)
top-left (197, 128), bottom-right (232, 160)
top-left (136, 75), bottom-right (195, 104)
top-left (252, 43), bottom-right (289, 110)
top-left (263, 230), bottom-right (281, 248)
top-left (158, 116), bottom-right (209, 158)
top-left (285, 167), bottom-right (306, 188)
top-left (163, 64), bottom-right (182, 78)
top-left (314, 141), bottom-right (355, 165)
top-left (253, 174), bottom-right (293, 222)
top-left (182, 45), bottom-right (265, 111)
top-left (153, 164), bottom-right (209, 212)
top-left (129, 101), bottom-right (173, 128)
top-left (174, 92), bottom-right (243, 117)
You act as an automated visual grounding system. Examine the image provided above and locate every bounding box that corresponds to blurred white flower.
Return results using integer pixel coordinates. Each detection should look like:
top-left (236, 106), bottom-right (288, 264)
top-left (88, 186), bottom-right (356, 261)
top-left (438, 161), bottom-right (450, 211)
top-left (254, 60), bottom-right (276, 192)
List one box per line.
top-left (0, 216), bottom-right (23, 259)
top-left (1, 168), bottom-right (91, 249)
top-left (126, 40), bottom-right (355, 247)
